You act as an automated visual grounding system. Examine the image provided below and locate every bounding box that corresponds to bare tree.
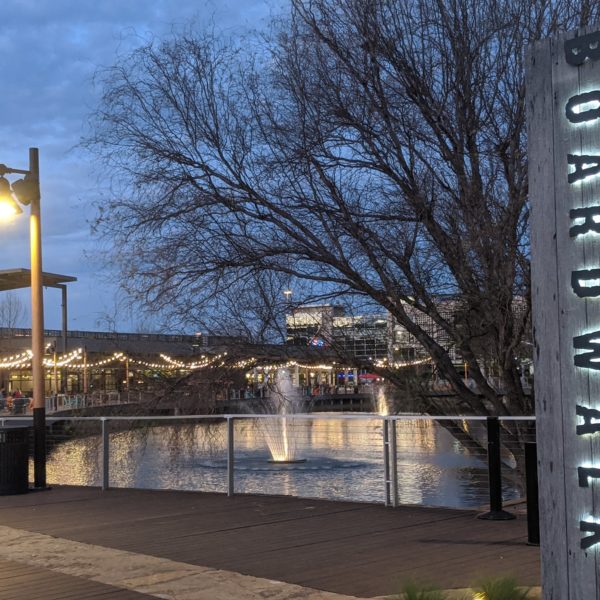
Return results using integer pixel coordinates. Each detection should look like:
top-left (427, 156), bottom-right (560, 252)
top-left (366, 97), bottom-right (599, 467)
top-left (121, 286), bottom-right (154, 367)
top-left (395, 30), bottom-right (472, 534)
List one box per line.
top-left (0, 292), bottom-right (26, 329)
top-left (160, 269), bottom-right (295, 344)
top-left (85, 0), bottom-right (599, 418)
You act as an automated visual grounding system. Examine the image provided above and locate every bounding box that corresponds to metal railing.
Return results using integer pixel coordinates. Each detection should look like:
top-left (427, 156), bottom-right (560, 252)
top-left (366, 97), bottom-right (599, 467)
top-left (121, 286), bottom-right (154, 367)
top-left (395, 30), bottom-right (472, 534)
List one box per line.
top-left (0, 414), bottom-right (536, 510)
top-left (0, 392), bottom-right (140, 416)
top-left (44, 392), bottom-right (133, 413)
top-left (0, 327), bottom-right (205, 343)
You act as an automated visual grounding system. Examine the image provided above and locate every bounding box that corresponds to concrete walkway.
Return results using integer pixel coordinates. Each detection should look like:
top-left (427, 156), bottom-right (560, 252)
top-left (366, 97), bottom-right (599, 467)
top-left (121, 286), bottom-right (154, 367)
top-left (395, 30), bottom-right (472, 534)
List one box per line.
top-left (0, 525), bottom-right (353, 600)
top-left (0, 486), bottom-right (540, 599)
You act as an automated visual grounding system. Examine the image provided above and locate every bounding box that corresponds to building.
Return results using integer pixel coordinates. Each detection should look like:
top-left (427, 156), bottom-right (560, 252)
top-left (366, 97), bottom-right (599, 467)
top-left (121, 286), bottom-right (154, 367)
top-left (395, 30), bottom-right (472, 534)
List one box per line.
top-left (0, 327), bottom-right (242, 395)
top-left (286, 303), bottom-right (458, 364)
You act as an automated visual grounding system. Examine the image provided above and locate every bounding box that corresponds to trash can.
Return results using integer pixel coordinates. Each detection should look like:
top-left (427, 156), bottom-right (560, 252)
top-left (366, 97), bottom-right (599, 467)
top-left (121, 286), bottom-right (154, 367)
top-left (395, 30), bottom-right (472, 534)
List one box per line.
top-left (12, 399), bottom-right (28, 415)
top-left (0, 426), bottom-right (29, 495)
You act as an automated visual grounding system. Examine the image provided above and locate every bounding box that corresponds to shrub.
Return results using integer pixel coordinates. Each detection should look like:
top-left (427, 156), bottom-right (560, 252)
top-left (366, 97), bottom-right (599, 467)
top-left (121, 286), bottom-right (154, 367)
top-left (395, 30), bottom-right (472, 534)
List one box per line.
top-left (473, 577), bottom-right (530, 600)
top-left (396, 581), bottom-right (449, 600)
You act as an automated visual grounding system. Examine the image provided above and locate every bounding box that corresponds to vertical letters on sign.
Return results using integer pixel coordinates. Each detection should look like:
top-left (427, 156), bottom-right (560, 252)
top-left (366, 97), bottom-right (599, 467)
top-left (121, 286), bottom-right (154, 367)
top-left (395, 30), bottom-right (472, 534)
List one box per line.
top-left (529, 26), bottom-right (600, 599)
top-left (576, 404), bottom-right (600, 435)
top-left (565, 91), bottom-right (600, 123)
top-left (563, 32), bottom-right (600, 550)
top-left (570, 206), bottom-right (600, 237)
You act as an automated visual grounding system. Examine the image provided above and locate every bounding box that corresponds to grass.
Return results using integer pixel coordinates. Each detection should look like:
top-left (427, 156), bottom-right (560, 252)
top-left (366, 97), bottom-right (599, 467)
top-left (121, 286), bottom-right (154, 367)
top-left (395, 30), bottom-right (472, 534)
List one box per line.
top-left (390, 577), bottom-right (531, 600)
top-left (472, 577), bottom-right (530, 600)
top-left (395, 581), bottom-right (450, 600)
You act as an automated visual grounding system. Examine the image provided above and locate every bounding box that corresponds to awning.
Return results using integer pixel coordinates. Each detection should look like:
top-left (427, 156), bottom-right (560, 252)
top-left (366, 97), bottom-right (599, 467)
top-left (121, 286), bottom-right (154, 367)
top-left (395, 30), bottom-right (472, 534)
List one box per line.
top-left (0, 269), bottom-right (77, 291)
top-left (358, 373), bottom-right (381, 380)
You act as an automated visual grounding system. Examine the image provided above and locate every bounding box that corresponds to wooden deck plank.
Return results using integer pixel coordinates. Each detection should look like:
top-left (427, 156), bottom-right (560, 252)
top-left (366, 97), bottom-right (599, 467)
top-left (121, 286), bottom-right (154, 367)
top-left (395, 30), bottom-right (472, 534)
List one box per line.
top-left (0, 486), bottom-right (540, 597)
top-left (0, 558), bottom-right (154, 600)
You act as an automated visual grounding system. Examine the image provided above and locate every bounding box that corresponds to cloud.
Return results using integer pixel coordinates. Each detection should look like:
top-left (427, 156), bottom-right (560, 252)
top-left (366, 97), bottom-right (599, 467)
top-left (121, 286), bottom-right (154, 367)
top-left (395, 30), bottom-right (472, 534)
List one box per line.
top-left (0, 0), bottom-right (277, 331)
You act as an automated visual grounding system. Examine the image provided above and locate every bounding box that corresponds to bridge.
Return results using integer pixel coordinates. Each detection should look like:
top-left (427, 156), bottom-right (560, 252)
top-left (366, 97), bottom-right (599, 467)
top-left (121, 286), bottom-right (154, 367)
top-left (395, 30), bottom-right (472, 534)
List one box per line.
top-left (0, 385), bottom-right (379, 417)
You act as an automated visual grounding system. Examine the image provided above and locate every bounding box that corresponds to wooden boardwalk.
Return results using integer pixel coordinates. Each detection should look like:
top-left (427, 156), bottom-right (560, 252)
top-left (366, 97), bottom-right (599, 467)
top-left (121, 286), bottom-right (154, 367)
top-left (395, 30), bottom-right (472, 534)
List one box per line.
top-left (0, 558), bottom-right (154, 600)
top-left (0, 486), bottom-right (539, 598)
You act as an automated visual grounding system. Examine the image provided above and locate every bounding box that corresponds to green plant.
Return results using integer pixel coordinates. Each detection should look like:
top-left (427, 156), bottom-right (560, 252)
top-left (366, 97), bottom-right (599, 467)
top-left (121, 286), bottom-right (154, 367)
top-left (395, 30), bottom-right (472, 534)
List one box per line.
top-left (473, 577), bottom-right (530, 600)
top-left (395, 581), bottom-right (449, 600)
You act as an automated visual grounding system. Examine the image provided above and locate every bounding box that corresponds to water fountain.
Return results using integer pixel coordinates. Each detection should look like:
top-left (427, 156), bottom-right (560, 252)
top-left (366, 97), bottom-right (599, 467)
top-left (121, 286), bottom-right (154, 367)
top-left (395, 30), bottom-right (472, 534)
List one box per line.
top-left (376, 385), bottom-right (390, 416)
top-left (256, 368), bottom-right (306, 463)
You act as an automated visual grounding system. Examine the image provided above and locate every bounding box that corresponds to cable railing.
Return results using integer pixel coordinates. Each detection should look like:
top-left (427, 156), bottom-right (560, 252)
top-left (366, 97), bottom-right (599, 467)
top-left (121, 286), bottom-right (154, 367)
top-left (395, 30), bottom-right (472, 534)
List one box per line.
top-left (0, 413), bottom-right (536, 511)
top-left (0, 392), bottom-right (142, 415)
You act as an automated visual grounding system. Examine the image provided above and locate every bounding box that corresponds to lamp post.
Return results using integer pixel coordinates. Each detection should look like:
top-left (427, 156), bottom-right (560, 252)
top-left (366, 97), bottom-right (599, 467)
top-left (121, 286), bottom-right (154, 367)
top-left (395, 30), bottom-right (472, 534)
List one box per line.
top-left (0, 148), bottom-right (46, 489)
top-left (283, 289), bottom-right (293, 344)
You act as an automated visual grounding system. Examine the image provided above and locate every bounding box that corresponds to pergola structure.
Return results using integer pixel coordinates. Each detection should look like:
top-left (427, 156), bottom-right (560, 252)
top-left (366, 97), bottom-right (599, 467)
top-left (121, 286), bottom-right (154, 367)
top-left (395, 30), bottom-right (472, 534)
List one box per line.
top-left (0, 268), bottom-right (77, 352)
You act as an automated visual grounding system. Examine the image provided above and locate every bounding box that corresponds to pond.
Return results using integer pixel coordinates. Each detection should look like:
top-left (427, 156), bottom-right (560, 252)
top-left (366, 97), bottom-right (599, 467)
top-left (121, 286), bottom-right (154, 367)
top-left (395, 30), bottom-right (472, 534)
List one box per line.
top-left (43, 416), bottom-right (524, 508)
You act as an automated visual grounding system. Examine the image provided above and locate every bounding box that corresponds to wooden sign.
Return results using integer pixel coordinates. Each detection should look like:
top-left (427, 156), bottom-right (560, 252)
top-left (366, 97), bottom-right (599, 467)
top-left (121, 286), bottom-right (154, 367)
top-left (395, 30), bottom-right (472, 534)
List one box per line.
top-left (528, 26), bottom-right (600, 599)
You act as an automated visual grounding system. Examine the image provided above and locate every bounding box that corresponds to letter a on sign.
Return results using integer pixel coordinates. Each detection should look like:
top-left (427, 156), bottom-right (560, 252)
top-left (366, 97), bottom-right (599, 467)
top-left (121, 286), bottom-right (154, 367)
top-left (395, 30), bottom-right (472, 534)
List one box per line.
top-left (570, 206), bottom-right (600, 237)
top-left (580, 521), bottom-right (600, 550)
top-left (568, 154), bottom-right (600, 183)
top-left (576, 405), bottom-right (600, 435)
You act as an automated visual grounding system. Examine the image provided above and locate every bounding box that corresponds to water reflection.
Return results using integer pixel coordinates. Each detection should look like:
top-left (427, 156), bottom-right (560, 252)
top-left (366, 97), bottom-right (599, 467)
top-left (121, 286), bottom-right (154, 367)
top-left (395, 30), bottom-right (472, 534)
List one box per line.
top-left (42, 417), bottom-right (522, 508)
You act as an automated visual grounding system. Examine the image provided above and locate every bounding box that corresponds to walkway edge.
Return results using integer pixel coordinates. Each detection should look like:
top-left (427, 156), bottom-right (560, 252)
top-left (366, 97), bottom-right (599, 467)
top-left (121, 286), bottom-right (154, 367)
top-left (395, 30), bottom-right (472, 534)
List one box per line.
top-left (0, 524), bottom-right (361, 600)
top-left (372, 587), bottom-right (542, 599)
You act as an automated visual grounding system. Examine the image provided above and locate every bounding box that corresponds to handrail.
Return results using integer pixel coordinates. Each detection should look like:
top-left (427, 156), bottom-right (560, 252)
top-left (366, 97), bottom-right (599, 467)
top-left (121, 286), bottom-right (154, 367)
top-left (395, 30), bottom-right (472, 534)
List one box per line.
top-left (0, 413), bottom-right (536, 423)
top-left (0, 412), bottom-right (537, 509)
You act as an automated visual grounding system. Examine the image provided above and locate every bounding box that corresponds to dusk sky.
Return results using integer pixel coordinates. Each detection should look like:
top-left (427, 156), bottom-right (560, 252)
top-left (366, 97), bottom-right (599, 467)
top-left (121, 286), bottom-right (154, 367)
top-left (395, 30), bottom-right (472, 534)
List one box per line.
top-left (1, 0), bottom-right (276, 332)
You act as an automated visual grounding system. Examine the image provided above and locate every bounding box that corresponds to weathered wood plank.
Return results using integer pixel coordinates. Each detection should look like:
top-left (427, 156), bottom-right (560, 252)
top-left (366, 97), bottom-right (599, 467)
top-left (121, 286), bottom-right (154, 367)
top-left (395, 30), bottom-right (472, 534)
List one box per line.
top-left (0, 558), bottom-right (153, 600)
top-left (528, 25), bottom-right (600, 599)
top-left (527, 33), bottom-right (570, 600)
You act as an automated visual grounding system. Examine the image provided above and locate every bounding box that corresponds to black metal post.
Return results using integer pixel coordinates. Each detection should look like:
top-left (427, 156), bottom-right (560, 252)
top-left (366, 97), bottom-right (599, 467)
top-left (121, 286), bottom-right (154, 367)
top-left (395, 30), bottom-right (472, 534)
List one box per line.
top-left (33, 407), bottom-right (46, 489)
top-left (60, 284), bottom-right (68, 353)
top-left (525, 441), bottom-right (540, 545)
top-left (478, 416), bottom-right (516, 520)
top-left (227, 417), bottom-right (235, 497)
top-left (102, 419), bottom-right (109, 491)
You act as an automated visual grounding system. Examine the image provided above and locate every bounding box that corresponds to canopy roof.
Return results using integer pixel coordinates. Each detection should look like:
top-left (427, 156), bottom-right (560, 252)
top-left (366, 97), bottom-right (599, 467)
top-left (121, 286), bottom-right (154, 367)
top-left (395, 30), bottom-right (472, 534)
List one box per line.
top-left (0, 269), bottom-right (77, 292)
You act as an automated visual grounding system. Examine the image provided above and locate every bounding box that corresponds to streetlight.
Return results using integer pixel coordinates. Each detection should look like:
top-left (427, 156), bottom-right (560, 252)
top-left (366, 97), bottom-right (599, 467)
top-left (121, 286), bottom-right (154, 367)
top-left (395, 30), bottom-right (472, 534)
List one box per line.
top-left (283, 289), bottom-right (293, 344)
top-left (0, 148), bottom-right (46, 489)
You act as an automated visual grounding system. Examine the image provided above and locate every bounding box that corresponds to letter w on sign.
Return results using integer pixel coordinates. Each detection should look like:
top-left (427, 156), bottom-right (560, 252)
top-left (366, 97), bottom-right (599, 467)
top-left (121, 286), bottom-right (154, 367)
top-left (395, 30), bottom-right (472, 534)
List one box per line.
top-left (573, 331), bottom-right (600, 370)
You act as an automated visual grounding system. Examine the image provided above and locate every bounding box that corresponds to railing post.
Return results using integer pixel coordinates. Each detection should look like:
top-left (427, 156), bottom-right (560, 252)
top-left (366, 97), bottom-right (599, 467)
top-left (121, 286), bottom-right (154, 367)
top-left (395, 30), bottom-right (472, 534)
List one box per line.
top-left (101, 418), bottom-right (109, 491)
top-left (525, 441), bottom-right (540, 545)
top-left (383, 418), bottom-right (391, 506)
top-left (389, 418), bottom-right (398, 507)
top-left (227, 416), bottom-right (235, 497)
top-left (478, 416), bottom-right (516, 520)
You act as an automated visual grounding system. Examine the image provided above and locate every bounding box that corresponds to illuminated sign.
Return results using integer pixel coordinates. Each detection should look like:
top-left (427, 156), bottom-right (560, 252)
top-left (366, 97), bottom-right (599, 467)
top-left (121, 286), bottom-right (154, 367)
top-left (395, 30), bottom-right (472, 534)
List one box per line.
top-left (562, 31), bottom-right (600, 550)
top-left (528, 26), bottom-right (600, 597)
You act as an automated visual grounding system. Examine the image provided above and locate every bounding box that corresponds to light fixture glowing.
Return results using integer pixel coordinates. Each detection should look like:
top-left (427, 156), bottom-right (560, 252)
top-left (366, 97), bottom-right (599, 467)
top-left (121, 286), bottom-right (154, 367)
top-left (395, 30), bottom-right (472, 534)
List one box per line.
top-left (0, 177), bottom-right (22, 220)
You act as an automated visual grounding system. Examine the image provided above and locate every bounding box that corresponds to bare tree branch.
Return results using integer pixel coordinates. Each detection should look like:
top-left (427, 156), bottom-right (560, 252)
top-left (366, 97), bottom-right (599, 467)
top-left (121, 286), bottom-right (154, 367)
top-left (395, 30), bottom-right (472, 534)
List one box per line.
top-left (84, 0), bottom-right (599, 418)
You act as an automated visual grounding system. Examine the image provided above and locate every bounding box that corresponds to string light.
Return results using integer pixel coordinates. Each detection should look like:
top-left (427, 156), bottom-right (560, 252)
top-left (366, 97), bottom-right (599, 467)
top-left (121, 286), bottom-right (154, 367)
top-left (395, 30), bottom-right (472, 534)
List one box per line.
top-left (0, 350), bottom-right (33, 369)
top-left (42, 348), bottom-right (83, 367)
top-left (160, 352), bottom-right (227, 369)
top-left (373, 357), bottom-right (432, 369)
top-left (1, 347), bottom-right (432, 376)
